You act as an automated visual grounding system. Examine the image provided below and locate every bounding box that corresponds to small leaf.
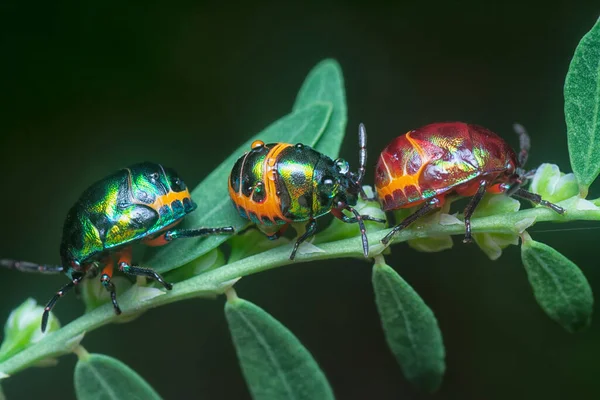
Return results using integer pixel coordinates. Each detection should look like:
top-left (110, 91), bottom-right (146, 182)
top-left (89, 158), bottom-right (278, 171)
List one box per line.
top-left (228, 229), bottom-right (289, 263)
top-left (372, 262), bottom-right (445, 392)
top-left (293, 59), bottom-right (347, 158)
top-left (143, 103), bottom-right (332, 273)
top-left (407, 235), bottom-right (453, 253)
top-left (529, 163), bottom-right (578, 203)
top-left (520, 234), bottom-right (594, 332)
top-left (472, 193), bottom-right (520, 218)
top-left (163, 248), bottom-right (226, 283)
top-left (473, 232), bottom-right (519, 261)
top-left (225, 297), bottom-right (334, 400)
top-left (74, 353), bottom-right (163, 400)
top-left (0, 298), bottom-right (60, 363)
top-left (565, 17), bottom-right (600, 196)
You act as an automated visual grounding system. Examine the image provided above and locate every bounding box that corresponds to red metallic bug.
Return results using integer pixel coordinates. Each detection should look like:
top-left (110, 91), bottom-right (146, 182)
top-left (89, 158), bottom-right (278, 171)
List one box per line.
top-left (374, 122), bottom-right (565, 245)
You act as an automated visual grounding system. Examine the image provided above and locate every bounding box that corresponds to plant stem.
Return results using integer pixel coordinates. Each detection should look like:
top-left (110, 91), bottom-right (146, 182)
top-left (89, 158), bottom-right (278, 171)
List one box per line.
top-left (0, 198), bottom-right (598, 377)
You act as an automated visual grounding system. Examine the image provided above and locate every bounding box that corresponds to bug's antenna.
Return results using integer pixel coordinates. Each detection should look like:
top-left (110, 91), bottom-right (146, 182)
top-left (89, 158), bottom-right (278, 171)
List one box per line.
top-left (356, 123), bottom-right (367, 185)
top-left (513, 123), bottom-right (530, 168)
top-left (0, 259), bottom-right (64, 274)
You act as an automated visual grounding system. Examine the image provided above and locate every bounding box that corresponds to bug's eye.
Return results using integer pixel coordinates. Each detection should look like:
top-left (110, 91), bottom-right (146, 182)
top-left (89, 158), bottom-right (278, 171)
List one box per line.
top-left (171, 176), bottom-right (186, 191)
top-left (322, 176), bottom-right (335, 187)
top-left (334, 158), bottom-right (349, 174)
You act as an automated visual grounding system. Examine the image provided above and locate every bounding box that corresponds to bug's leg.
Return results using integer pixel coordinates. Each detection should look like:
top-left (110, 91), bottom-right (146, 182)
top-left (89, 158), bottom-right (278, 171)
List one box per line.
top-left (143, 226), bottom-right (235, 247)
top-left (462, 180), bottom-right (488, 243)
top-left (99, 259), bottom-right (121, 316)
top-left (331, 208), bottom-right (386, 224)
top-left (290, 219), bottom-right (318, 261)
top-left (117, 247), bottom-right (173, 290)
top-left (119, 262), bottom-right (173, 290)
top-left (512, 188), bottom-right (565, 214)
top-left (381, 198), bottom-right (440, 246)
top-left (41, 276), bottom-right (83, 332)
top-left (0, 259), bottom-right (64, 274)
top-left (331, 207), bottom-right (387, 257)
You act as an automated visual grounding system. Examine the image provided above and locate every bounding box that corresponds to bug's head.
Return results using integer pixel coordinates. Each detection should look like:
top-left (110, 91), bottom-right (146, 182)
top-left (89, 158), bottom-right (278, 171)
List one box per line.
top-left (328, 158), bottom-right (362, 208)
top-left (62, 259), bottom-right (85, 281)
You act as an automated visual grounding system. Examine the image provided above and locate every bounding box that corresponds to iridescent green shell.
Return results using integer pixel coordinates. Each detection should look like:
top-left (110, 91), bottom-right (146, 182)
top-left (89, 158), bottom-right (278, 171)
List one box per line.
top-left (60, 162), bottom-right (196, 266)
top-left (229, 143), bottom-right (354, 225)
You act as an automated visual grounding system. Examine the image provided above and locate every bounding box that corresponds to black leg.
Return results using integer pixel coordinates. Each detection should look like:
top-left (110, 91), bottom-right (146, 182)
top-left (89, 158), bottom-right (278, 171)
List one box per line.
top-left (290, 219), bottom-right (318, 260)
top-left (0, 259), bottom-right (63, 274)
top-left (41, 276), bottom-right (82, 332)
top-left (513, 188), bottom-right (565, 214)
top-left (346, 206), bottom-right (370, 257)
top-left (381, 199), bottom-right (440, 246)
top-left (100, 273), bottom-right (122, 315)
top-left (119, 262), bottom-right (173, 290)
top-left (463, 180), bottom-right (488, 243)
top-left (332, 206), bottom-right (387, 257)
top-left (334, 211), bottom-right (386, 224)
top-left (166, 226), bottom-right (235, 241)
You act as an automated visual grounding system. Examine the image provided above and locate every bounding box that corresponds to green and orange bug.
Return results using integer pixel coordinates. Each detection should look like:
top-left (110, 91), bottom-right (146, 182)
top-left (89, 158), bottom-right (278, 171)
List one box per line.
top-left (1, 162), bottom-right (234, 331)
top-left (228, 124), bottom-right (385, 260)
top-left (375, 122), bottom-right (565, 244)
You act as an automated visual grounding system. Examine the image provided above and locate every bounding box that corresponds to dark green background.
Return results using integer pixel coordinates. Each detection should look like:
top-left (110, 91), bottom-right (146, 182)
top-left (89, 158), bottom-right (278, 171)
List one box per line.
top-left (1, 2), bottom-right (599, 399)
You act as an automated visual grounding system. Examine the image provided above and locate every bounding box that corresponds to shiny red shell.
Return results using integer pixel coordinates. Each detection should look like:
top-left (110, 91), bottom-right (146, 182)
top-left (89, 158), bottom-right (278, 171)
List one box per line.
top-left (375, 122), bottom-right (518, 211)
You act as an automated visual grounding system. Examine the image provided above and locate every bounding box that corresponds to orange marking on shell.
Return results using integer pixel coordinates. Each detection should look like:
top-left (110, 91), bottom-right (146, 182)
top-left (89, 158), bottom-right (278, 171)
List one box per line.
top-left (228, 143), bottom-right (292, 224)
top-left (147, 189), bottom-right (192, 214)
top-left (251, 140), bottom-right (265, 149)
top-left (125, 168), bottom-right (192, 214)
top-left (376, 131), bottom-right (430, 202)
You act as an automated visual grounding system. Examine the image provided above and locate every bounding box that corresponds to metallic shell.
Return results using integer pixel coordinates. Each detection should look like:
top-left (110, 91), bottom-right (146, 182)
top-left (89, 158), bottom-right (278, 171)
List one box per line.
top-left (60, 162), bottom-right (196, 265)
top-left (375, 122), bottom-right (518, 210)
top-left (229, 143), bottom-right (341, 224)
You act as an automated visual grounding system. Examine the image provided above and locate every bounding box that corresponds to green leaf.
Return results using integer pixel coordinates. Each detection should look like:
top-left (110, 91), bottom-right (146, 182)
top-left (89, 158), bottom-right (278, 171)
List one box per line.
top-left (143, 103), bottom-right (332, 273)
top-left (228, 228), bottom-right (289, 263)
top-left (74, 353), bottom-right (162, 400)
top-left (0, 298), bottom-right (60, 363)
top-left (225, 297), bottom-right (334, 400)
top-left (565, 17), bottom-right (600, 196)
top-left (372, 262), bottom-right (445, 392)
top-left (520, 234), bottom-right (594, 332)
top-left (293, 59), bottom-right (347, 158)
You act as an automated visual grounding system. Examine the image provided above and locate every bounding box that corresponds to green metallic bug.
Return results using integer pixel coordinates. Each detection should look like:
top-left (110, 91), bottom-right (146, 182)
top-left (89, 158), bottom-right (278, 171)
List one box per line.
top-left (1, 162), bottom-right (234, 331)
top-left (228, 124), bottom-right (385, 260)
